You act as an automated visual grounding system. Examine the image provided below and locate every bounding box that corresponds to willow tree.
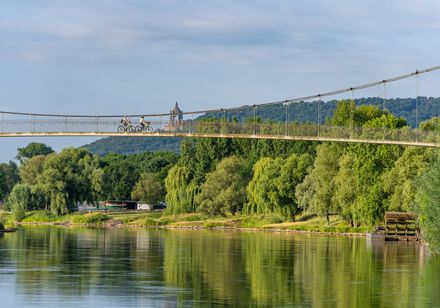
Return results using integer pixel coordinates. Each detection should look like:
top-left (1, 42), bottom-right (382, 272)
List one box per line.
top-left (332, 153), bottom-right (357, 226)
top-left (245, 157), bottom-right (283, 216)
top-left (245, 154), bottom-right (312, 220)
top-left (165, 165), bottom-right (197, 214)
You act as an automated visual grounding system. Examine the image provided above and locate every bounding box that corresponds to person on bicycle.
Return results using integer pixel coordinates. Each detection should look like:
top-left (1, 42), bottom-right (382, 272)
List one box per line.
top-left (139, 116), bottom-right (151, 131)
top-left (139, 116), bottom-right (146, 128)
top-left (121, 116), bottom-right (131, 128)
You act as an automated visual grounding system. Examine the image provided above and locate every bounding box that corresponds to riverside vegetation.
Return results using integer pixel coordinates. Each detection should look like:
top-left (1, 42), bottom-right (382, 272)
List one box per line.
top-left (2, 100), bottom-right (440, 251)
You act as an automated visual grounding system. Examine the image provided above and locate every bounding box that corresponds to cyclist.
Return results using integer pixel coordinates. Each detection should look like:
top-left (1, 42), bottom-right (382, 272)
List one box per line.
top-left (121, 116), bottom-right (131, 128)
top-left (139, 116), bottom-right (151, 131)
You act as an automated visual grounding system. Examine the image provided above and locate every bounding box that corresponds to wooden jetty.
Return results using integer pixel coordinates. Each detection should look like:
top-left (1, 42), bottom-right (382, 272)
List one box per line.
top-left (366, 212), bottom-right (419, 241)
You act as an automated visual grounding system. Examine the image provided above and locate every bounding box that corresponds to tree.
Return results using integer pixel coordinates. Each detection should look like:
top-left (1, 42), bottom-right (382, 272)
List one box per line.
top-left (414, 155), bottom-right (440, 254)
top-left (245, 157), bottom-right (284, 216)
top-left (0, 161), bottom-right (20, 199)
top-left (0, 172), bottom-right (5, 201)
top-left (36, 148), bottom-right (102, 215)
top-left (383, 147), bottom-right (435, 212)
top-left (165, 165), bottom-right (197, 214)
top-left (101, 156), bottom-right (139, 201)
top-left (332, 153), bottom-right (357, 226)
top-left (295, 143), bottom-right (342, 223)
top-left (19, 155), bottom-right (47, 186)
top-left (131, 172), bottom-right (165, 205)
top-left (276, 153), bottom-right (314, 220)
top-left (196, 156), bottom-right (251, 216)
top-left (16, 142), bottom-right (54, 162)
top-left (6, 184), bottom-right (32, 221)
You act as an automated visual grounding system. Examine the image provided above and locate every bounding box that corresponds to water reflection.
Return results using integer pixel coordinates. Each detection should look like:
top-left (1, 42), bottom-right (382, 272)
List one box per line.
top-left (0, 227), bottom-right (438, 307)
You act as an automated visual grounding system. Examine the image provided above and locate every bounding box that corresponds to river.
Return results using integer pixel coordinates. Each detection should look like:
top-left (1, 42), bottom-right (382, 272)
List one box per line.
top-left (0, 226), bottom-right (438, 307)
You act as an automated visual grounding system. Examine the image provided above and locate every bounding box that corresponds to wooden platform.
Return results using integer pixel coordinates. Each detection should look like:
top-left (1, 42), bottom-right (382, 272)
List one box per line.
top-left (366, 212), bottom-right (420, 241)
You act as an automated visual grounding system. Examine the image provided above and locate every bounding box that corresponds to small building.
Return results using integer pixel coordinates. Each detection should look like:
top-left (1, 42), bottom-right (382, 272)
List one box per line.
top-left (99, 200), bottom-right (166, 212)
top-left (137, 203), bottom-right (153, 211)
top-left (101, 200), bottom-right (139, 211)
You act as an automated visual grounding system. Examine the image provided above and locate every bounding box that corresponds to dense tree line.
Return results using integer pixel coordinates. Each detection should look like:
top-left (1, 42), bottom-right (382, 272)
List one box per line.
top-left (3, 99), bottom-right (440, 251)
top-left (4, 146), bottom-right (178, 219)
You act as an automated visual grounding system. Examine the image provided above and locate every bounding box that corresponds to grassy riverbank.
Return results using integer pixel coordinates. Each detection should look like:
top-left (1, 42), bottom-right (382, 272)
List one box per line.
top-left (0, 210), bottom-right (370, 234)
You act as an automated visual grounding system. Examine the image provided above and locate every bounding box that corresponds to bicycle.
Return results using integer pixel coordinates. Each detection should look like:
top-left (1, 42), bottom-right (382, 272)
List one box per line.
top-left (117, 123), bottom-right (136, 133)
top-left (135, 124), bottom-right (153, 132)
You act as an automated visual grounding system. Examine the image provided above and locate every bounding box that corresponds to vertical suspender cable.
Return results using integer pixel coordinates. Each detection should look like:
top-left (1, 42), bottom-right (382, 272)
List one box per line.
top-left (416, 71), bottom-right (419, 142)
top-left (383, 81), bottom-right (387, 111)
top-left (253, 105), bottom-right (257, 135)
top-left (222, 108), bottom-right (226, 135)
top-left (416, 71), bottom-right (419, 129)
top-left (317, 95), bottom-right (321, 137)
top-left (350, 88), bottom-right (354, 138)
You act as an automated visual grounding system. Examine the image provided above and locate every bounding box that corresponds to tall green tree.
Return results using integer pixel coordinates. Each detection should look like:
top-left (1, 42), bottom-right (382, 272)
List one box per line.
top-left (196, 156), bottom-right (251, 216)
top-left (19, 155), bottom-right (47, 186)
top-left (165, 165), bottom-right (197, 214)
top-left (332, 153), bottom-right (357, 225)
top-left (0, 161), bottom-right (20, 199)
top-left (131, 172), bottom-right (165, 205)
top-left (414, 154), bottom-right (440, 253)
top-left (6, 183), bottom-right (32, 221)
top-left (36, 148), bottom-right (102, 215)
top-left (101, 155), bottom-right (139, 200)
top-left (383, 147), bottom-right (435, 212)
top-left (245, 157), bottom-right (284, 216)
top-left (245, 153), bottom-right (312, 220)
top-left (295, 143), bottom-right (342, 223)
top-left (16, 142), bottom-right (54, 162)
top-left (276, 153), bottom-right (314, 220)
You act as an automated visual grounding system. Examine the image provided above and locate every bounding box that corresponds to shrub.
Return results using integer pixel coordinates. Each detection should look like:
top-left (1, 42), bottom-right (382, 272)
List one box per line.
top-left (72, 213), bottom-right (109, 224)
top-left (144, 217), bottom-right (173, 226)
top-left (240, 214), bottom-right (285, 228)
top-left (21, 211), bottom-right (56, 223)
top-left (158, 217), bottom-right (173, 226)
top-left (204, 221), bottom-right (227, 228)
top-left (144, 218), bottom-right (158, 226)
top-left (180, 214), bottom-right (205, 222)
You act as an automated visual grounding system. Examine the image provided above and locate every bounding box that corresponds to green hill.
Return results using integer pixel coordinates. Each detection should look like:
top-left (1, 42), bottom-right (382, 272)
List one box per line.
top-left (83, 136), bottom-right (182, 156)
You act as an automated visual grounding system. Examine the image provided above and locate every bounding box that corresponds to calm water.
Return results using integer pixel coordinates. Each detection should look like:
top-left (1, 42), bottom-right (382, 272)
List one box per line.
top-left (0, 227), bottom-right (439, 307)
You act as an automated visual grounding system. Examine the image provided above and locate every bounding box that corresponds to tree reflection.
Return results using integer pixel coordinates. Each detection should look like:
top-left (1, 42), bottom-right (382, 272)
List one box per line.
top-left (0, 227), bottom-right (438, 307)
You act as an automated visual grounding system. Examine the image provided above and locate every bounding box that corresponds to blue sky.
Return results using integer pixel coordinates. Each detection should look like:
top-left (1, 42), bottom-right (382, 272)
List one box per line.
top-left (1, 0), bottom-right (440, 161)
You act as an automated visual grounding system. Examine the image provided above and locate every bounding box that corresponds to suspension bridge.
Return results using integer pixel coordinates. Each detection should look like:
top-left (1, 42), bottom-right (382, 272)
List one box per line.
top-left (1, 65), bottom-right (440, 147)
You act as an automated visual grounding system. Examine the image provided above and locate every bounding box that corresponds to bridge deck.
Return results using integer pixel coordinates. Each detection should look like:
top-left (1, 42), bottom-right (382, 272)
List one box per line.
top-left (0, 117), bottom-right (438, 147)
top-left (0, 131), bottom-right (438, 148)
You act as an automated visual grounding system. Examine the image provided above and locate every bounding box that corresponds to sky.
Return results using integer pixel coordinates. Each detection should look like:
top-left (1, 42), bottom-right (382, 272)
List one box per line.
top-left (1, 0), bottom-right (440, 161)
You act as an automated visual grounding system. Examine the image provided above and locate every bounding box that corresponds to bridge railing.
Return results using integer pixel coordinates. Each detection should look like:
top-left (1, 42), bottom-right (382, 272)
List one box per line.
top-left (0, 114), bottom-right (439, 146)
